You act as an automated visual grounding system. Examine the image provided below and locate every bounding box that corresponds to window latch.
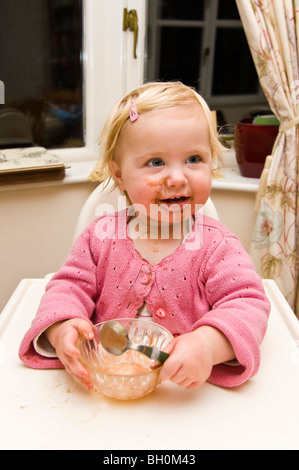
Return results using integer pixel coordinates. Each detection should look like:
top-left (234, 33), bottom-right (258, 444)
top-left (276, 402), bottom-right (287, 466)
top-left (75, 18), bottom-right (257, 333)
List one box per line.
top-left (123, 8), bottom-right (138, 59)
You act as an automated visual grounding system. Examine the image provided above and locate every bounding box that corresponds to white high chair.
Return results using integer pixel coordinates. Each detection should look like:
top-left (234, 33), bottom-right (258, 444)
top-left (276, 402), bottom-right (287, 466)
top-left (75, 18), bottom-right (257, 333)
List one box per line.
top-left (2, 181), bottom-right (299, 449)
top-left (73, 178), bottom-right (219, 241)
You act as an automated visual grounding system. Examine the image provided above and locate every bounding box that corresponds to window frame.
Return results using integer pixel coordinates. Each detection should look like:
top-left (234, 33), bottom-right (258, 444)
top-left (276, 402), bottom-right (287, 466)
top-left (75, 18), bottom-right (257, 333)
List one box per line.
top-left (146, 0), bottom-right (266, 112)
top-left (52, 0), bottom-right (110, 164)
top-left (55, 0), bottom-right (146, 166)
top-left (0, 0), bottom-right (146, 180)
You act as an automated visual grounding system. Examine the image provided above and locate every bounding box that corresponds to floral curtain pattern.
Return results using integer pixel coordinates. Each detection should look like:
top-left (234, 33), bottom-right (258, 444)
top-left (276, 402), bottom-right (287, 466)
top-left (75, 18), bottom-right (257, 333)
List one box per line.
top-left (236, 0), bottom-right (299, 316)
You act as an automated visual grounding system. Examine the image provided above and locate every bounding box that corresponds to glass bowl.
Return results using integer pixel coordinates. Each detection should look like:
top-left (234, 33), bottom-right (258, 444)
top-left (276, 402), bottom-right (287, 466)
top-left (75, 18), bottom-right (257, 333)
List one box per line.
top-left (77, 318), bottom-right (173, 400)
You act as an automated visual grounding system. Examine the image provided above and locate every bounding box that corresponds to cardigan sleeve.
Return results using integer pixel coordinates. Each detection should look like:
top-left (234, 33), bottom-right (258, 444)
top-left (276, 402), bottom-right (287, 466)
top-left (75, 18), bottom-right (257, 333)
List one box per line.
top-left (193, 232), bottom-right (271, 388)
top-left (18, 226), bottom-right (98, 369)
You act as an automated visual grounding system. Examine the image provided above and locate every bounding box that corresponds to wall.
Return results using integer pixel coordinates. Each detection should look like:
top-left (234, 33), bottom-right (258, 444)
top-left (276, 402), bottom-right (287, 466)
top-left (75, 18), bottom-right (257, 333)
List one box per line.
top-left (210, 188), bottom-right (257, 252)
top-left (0, 181), bottom-right (97, 311)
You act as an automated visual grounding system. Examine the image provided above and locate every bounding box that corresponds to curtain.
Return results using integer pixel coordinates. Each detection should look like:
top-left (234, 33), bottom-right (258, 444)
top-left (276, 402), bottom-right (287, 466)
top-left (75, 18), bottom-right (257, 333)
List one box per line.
top-left (236, 0), bottom-right (299, 316)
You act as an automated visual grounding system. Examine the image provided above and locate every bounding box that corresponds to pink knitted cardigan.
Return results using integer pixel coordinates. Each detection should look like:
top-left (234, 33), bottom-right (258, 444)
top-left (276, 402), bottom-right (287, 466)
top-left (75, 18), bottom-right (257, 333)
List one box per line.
top-left (19, 211), bottom-right (271, 388)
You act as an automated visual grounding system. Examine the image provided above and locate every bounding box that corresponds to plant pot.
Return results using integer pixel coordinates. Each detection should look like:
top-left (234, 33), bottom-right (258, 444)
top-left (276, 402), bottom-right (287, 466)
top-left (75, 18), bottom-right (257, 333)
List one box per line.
top-left (234, 118), bottom-right (279, 178)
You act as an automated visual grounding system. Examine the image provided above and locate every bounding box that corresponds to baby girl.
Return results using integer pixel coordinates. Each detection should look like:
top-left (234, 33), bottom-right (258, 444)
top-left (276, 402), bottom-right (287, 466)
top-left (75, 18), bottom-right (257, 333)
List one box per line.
top-left (19, 82), bottom-right (270, 391)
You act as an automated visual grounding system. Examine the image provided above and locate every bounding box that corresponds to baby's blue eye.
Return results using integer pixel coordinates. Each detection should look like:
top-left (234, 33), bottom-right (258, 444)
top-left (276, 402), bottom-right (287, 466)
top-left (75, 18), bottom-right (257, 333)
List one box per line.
top-left (148, 158), bottom-right (164, 167)
top-left (186, 155), bottom-right (200, 164)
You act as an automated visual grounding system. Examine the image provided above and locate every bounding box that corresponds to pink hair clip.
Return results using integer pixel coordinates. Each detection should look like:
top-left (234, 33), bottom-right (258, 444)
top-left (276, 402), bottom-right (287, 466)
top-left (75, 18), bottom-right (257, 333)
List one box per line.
top-left (129, 101), bottom-right (139, 122)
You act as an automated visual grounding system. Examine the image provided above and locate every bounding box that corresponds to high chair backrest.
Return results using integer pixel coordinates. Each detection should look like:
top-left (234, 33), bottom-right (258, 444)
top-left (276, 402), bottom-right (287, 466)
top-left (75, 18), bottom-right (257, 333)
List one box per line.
top-left (73, 179), bottom-right (219, 241)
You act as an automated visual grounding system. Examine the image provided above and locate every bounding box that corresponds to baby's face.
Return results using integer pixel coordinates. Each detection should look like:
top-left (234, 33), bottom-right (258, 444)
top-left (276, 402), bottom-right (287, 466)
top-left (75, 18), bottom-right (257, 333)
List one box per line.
top-left (110, 103), bottom-right (213, 225)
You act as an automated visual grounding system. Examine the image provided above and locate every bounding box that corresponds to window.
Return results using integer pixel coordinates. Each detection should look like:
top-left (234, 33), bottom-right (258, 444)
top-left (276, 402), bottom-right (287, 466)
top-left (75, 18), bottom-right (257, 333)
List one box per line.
top-left (146, 0), bottom-right (268, 132)
top-left (0, 0), bottom-right (83, 150)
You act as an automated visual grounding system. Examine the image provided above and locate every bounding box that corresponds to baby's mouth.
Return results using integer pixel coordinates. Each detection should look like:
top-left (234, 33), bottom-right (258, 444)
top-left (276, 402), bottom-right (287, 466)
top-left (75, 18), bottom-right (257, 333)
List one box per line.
top-left (158, 195), bottom-right (191, 205)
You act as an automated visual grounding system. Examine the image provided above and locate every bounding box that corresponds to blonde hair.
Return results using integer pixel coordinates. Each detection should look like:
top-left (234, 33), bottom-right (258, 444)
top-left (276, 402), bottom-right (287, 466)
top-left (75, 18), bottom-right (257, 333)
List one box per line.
top-left (89, 81), bottom-right (226, 185)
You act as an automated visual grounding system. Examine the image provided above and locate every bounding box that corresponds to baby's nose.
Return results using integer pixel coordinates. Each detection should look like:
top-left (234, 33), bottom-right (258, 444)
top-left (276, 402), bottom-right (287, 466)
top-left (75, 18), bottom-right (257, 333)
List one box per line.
top-left (165, 168), bottom-right (187, 187)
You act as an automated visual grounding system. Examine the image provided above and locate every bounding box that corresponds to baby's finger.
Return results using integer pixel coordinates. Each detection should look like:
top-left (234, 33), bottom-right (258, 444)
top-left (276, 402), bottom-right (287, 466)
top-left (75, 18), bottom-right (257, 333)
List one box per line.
top-left (64, 354), bottom-right (93, 390)
top-left (150, 337), bottom-right (176, 370)
top-left (71, 367), bottom-right (94, 390)
top-left (160, 338), bottom-right (176, 355)
top-left (73, 319), bottom-right (95, 341)
top-left (62, 321), bottom-right (94, 357)
top-left (67, 367), bottom-right (94, 390)
top-left (159, 356), bottom-right (182, 382)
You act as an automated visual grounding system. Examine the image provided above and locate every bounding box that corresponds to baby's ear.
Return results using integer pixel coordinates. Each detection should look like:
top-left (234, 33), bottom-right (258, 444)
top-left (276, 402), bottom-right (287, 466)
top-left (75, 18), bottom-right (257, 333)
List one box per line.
top-left (108, 160), bottom-right (125, 191)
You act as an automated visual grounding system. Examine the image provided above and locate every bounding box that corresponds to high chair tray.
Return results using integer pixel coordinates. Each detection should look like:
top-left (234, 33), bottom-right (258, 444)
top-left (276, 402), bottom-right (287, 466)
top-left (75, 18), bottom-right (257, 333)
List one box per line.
top-left (0, 278), bottom-right (299, 450)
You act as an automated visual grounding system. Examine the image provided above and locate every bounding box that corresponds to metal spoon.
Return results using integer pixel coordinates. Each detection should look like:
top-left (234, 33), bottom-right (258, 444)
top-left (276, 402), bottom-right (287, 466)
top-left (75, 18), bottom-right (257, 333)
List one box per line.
top-left (98, 321), bottom-right (169, 364)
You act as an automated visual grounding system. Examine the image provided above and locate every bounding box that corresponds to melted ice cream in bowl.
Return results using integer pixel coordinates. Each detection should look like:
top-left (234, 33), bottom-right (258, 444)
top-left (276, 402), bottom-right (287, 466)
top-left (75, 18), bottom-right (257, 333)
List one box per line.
top-left (78, 318), bottom-right (173, 400)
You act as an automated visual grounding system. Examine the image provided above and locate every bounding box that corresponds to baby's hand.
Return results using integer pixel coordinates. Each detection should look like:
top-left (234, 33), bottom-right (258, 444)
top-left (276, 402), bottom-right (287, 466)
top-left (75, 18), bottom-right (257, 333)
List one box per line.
top-left (159, 328), bottom-right (214, 390)
top-left (159, 326), bottom-right (235, 390)
top-left (45, 318), bottom-right (95, 390)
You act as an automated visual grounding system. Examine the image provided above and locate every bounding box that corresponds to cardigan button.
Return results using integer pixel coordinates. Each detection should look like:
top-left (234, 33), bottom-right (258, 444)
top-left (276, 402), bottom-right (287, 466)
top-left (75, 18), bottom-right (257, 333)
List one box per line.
top-left (156, 308), bottom-right (167, 318)
top-left (140, 266), bottom-right (152, 285)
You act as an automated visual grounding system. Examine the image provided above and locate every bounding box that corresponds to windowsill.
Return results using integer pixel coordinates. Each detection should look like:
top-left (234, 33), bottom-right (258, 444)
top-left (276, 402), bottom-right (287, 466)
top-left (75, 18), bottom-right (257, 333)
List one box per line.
top-left (0, 149), bottom-right (259, 193)
top-left (212, 150), bottom-right (260, 192)
top-left (0, 146), bottom-right (99, 192)
top-left (0, 160), bottom-right (98, 192)
top-left (212, 167), bottom-right (260, 192)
